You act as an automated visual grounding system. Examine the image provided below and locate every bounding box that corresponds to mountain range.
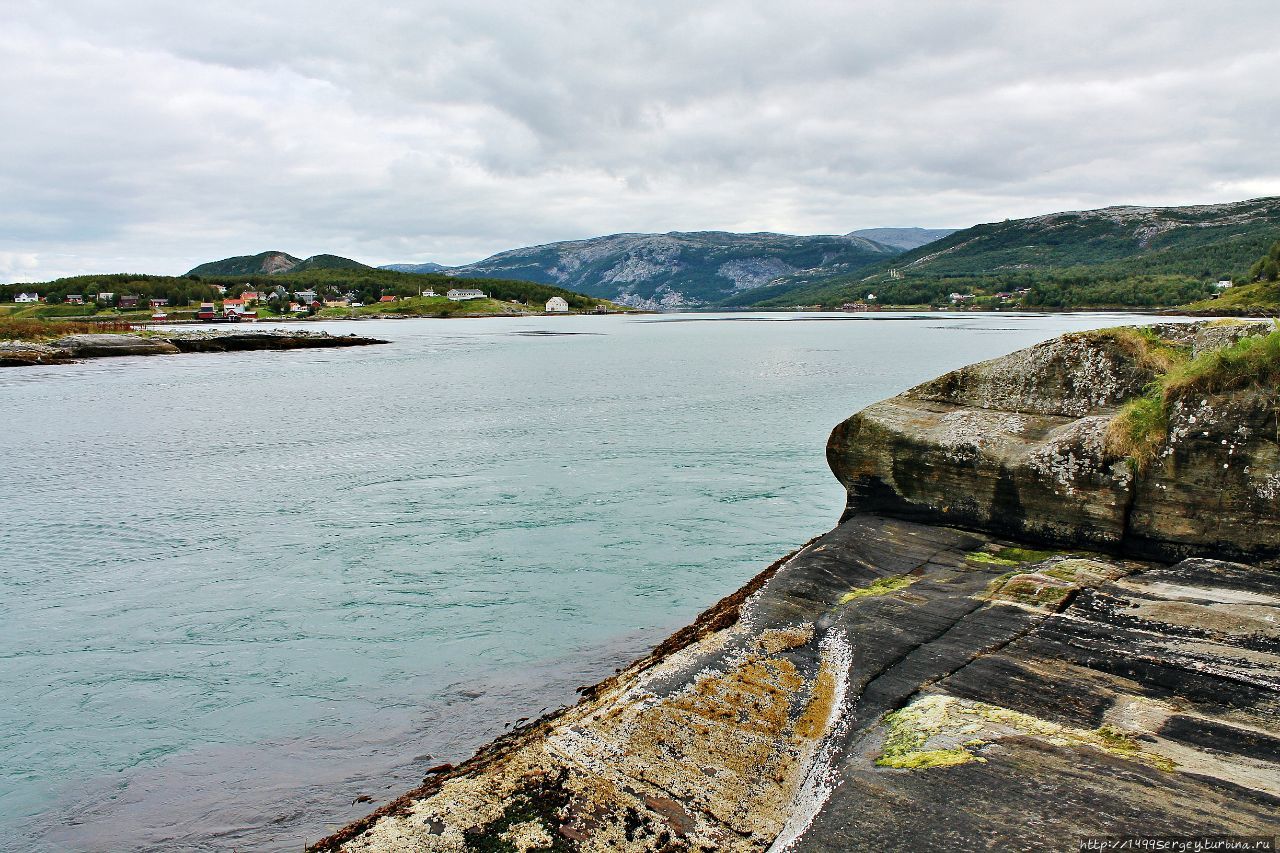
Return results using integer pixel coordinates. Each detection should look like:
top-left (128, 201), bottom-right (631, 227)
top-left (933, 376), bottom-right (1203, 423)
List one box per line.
top-left (184, 195), bottom-right (1280, 309)
top-left (745, 196), bottom-right (1280, 308)
top-left (376, 229), bottom-right (957, 309)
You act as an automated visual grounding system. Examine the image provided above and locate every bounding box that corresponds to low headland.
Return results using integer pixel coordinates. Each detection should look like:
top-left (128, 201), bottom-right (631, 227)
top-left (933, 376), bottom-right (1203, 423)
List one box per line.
top-left (0, 323), bottom-right (387, 367)
top-left (307, 318), bottom-right (1279, 851)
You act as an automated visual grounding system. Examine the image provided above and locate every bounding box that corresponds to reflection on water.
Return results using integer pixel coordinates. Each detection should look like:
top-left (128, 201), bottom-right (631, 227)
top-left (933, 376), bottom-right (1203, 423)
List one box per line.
top-left (0, 311), bottom-right (1181, 851)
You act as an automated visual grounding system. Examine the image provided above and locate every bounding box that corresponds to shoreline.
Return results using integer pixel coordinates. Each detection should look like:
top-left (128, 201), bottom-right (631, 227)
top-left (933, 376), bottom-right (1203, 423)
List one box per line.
top-left (0, 329), bottom-right (388, 367)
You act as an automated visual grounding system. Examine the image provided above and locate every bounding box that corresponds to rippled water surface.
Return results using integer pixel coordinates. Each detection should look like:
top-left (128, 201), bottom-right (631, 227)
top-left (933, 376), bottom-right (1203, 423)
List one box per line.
top-left (0, 311), bottom-right (1175, 851)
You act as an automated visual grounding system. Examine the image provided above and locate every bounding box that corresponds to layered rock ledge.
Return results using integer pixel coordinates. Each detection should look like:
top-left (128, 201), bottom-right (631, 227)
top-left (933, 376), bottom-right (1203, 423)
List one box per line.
top-left (309, 321), bottom-right (1278, 852)
top-left (828, 320), bottom-right (1279, 562)
top-left (0, 330), bottom-right (387, 366)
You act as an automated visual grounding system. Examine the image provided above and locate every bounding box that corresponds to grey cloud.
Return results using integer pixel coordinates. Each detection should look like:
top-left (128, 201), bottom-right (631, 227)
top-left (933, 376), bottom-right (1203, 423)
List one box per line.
top-left (1, 0), bottom-right (1278, 281)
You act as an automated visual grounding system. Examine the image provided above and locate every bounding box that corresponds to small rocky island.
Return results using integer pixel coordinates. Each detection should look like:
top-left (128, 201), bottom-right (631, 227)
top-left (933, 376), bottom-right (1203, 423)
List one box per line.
top-left (311, 320), bottom-right (1278, 852)
top-left (0, 330), bottom-right (388, 367)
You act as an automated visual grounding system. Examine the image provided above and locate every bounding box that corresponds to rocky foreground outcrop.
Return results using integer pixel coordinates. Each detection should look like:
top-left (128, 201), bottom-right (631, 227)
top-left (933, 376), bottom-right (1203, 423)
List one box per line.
top-left (828, 320), bottom-right (1280, 562)
top-left (0, 330), bottom-right (387, 366)
top-left (310, 321), bottom-right (1278, 852)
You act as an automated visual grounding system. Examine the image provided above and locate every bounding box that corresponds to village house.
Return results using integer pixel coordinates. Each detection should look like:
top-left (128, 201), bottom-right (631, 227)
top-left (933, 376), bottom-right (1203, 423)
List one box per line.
top-left (65, 294), bottom-right (84, 304)
top-left (545, 296), bottom-right (569, 313)
top-left (118, 295), bottom-right (140, 309)
top-left (379, 295), bottom-right (398, 303)
top-left (15, 292), bottom-right (39, 303)
top-left (241, 291), bottom-right (260, 303)
top-left (149, 298), bottom-right (169, 308)
top-left (420, 288), bottom-right (437, 297)
top-left (447, 288), bottom-right (486, 301)
top-left (96, 292), bottom-right (115, 304)
top-left (949, 292), bottom-right (975, 304)
top-left (222, 298), bottom-right (248, 313)
top-left (294, 290), bottom-right (317, 303)
top-left (210, 284), bottom-right (227, 295)
top-left (1216, 279), bottom-right (1234, 290)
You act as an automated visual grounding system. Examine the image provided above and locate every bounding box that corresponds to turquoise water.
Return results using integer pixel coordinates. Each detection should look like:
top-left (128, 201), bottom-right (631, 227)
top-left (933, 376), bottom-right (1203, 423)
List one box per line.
top-left (0, 311), bottom-right (1174, 851)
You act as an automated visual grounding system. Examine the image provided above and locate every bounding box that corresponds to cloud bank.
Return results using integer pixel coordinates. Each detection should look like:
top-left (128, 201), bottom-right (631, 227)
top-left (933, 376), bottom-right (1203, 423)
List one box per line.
top-left (2, 0), bottom-right (1278, 281)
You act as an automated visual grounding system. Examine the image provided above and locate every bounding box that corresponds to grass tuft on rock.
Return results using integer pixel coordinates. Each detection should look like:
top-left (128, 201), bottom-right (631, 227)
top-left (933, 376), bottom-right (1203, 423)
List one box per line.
top-left (1104, 393), bottom-right (1169, 471)
top-left (1163, 324), bottom-right (1280, 398)
top-left (965, 547), bottom-right (1058, 567)
top-left (1088, 326), bottom-right (1189, 374)
top-left (1106, 325), bottom-right (1280, 470)
top-left (838, 574), bottom-right (917, 604)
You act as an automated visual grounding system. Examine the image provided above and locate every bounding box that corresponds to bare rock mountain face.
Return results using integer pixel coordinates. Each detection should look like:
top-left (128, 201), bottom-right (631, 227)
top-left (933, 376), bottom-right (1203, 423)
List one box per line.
top-left (436, 231), bottom-right (902, 309)
top-left (311, 321), bottom-right (1278, 853)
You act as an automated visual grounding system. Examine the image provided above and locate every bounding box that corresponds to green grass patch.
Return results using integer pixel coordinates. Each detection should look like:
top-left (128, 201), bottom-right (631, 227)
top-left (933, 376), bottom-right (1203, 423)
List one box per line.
top-left (966, 547), bottom-right (1058, 568)
top-left (0, 316), bottom-right (132, 341)
top-left (1107, 324), bottom-right (1280, 470)
top-left (1088, 326), bottom-right (1190, 374)
top-left (838, 574), bottom-right (917, 604)
top-left (876, 748), bottom-right (975, 770)
top-left (1104, 393), bottom-right (1169, 471)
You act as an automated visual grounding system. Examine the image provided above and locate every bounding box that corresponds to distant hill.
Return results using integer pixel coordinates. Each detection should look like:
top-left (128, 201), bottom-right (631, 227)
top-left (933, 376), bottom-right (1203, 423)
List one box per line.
top-left (380, 262), bottom-right (449, 274)
top-left (740, 197), bottom-right (1280, 308)
top-left (187, 251), bottom-right (370, 277)
top-left (1184, 235), bottom-right (1280, 314)
top-left (431, 231), bottom-right (901, 309)
top-left (846, 228), bottom-right (956, 251)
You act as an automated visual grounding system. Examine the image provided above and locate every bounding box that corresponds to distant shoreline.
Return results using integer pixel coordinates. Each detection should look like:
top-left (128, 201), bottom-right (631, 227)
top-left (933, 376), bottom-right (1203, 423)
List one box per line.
top-left (0, 330), bottom-right (388, 368)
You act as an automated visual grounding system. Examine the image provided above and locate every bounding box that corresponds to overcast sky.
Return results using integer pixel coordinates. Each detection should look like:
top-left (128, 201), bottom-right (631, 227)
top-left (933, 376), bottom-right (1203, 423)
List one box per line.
top-left (2, 1), bottom-right (1278, 282)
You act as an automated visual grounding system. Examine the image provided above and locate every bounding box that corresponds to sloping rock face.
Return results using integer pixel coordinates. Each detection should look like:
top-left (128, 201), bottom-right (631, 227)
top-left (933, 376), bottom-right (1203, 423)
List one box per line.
top-left (311, 517), bottom-right (1279, 852)
top-left (828, 323), bottom-right (1280, 562)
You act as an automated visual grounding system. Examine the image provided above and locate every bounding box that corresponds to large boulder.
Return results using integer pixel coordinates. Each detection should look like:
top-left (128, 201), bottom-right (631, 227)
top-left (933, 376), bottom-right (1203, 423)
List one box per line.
top-left (827, 323), bottom-right (1280, 562)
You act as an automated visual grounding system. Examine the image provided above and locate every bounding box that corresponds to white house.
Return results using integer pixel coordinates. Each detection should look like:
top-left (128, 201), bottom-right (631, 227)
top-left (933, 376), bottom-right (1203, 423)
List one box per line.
top-left (15, 292), bottom-right (39, 303)
top-left (545, 296), bottom-right (569, 313)
top-left (447, 288), bottom-right (486, 301)
top-left (1215, 279), bottom-right (1234, 290)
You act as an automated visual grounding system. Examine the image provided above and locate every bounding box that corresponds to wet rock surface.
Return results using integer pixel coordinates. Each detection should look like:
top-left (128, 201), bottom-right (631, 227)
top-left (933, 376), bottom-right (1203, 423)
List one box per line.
top-left (309, 516), bottom-right (1278, 852)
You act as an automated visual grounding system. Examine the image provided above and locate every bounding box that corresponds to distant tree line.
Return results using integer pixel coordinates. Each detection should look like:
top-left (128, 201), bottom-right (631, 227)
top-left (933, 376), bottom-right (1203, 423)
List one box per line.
top-left (1248, 239), bottom-right (1280, 283)
top-left (3, 269), bottom-right (607, 311)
